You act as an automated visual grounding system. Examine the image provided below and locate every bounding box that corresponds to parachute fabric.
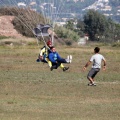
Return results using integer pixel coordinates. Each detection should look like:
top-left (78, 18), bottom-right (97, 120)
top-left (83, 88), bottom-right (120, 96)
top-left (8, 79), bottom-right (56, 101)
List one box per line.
top-left (33, 24), bottom-right (52, 37)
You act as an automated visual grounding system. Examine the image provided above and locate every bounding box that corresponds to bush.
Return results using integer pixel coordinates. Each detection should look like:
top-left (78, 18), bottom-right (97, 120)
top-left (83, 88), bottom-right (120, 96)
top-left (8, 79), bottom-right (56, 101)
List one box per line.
top-left (112, 42), bottom-right (120, 47)
top-left (64, 39), bottom-right (73, 46)
top-left (0, 36), bottom-right (9, 40)
top-left (55, 26), bottom-right (79, 42)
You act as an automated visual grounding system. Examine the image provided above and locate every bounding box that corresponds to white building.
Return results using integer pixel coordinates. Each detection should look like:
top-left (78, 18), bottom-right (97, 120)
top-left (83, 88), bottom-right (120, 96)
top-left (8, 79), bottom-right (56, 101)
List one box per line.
top-left (55, 22), bottom-right (66, 26)
top-left (18, 2), bottom-right (26, 7)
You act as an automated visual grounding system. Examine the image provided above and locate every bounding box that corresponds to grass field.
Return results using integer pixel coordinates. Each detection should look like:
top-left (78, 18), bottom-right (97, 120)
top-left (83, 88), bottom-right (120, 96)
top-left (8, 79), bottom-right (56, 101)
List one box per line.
top-left (0, 42), bottom-right (120, 120)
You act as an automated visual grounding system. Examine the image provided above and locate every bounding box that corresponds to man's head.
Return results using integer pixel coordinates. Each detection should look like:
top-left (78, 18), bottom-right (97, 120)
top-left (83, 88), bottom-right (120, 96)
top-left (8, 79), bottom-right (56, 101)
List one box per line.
top-left (94, 47), bottom-right (100, 53)
top-left (47, 40), bottom-right (52, 47)
top-left (50, 46), bottom-right (56, 52)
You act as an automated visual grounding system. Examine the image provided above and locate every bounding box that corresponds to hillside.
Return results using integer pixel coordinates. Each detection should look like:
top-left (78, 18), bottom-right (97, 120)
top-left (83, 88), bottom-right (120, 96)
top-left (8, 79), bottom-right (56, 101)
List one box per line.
top-left (0, 16), bottom-right (22, 38)
top-left (0, 0), bottom-right (119, 22)
top-left (0, 15), bottom-right (66, 45)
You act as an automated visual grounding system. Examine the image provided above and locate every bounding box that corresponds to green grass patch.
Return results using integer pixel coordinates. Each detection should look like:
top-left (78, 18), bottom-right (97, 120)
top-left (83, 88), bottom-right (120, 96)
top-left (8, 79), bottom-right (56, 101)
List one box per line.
top-left (0, 44), bottom-right (120, 120)
top-left (0, 35), bottom-right (9, 40)
top-left (112, 42), bottom-right (120, 47)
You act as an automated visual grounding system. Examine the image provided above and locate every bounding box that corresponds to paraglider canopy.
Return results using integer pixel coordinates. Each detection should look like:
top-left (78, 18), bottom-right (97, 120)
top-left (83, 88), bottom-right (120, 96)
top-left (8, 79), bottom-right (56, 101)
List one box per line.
top-left (33, 24), bottom-right (52, 37)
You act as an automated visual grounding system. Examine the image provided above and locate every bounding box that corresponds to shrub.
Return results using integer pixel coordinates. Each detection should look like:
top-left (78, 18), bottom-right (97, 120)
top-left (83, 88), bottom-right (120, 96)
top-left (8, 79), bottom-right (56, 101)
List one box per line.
top-left (112, 42), bottom-right (120, 47)
top-left (0, 36), bottom-right (9, 40)
top-left (64, 39), bottom-right (73, 46)
top-left (55, 26), bottom-right (79, 42)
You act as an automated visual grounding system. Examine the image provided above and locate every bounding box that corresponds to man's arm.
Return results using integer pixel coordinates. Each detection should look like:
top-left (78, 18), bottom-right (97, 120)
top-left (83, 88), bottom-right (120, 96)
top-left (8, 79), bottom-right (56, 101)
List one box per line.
top-left (39, 47), bottom-right (45, 60)
top-left (83, 61), bottom-right (91, 71)
top-left (102, 59), bottom-right (106, 70)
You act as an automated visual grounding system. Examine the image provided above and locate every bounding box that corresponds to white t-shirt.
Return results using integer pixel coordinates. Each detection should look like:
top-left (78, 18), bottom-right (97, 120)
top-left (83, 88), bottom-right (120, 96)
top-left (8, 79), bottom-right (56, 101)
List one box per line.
top-left (90, 54), bottom-right (105, 68)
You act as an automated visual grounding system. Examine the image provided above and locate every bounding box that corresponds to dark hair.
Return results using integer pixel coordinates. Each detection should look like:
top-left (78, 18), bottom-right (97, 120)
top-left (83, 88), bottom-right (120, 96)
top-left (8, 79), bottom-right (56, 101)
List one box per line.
top-left (50, 46), bottom-right (54, 50)
top-left (94, 47), bottom-right (100, 53)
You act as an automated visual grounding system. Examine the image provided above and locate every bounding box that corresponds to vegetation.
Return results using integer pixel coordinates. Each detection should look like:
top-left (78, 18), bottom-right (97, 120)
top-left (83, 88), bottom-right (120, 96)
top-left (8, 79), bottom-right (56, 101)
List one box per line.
top-left (76, 10), bottom-right (120, 42)
top-left (0, 36), bottom-right (9, 40)
top-left (0, 7), bottom-right (45, 37)
top-left (55, 25), bottom-right (79, 42)
top-left (112, 42), bottom-right (120, 47)
top-left (0, 7), bottom-right (79, 44)
top-left (61, 10), bottom-right (120, 43)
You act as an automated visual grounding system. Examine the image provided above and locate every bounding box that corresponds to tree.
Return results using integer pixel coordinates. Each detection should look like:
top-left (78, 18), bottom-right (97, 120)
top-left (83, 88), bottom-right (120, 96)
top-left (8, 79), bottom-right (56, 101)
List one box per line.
top-left (76, 19), bottom-right (85, 36)
top-left (65, 20), bottom-right (75, 31)
top-left (83, 10), bottom-right (108, 41)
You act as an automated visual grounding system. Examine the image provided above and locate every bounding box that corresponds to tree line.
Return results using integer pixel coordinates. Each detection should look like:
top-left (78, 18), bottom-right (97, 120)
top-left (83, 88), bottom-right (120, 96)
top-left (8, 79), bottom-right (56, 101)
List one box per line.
top-left (65, 10), bottom-right (120, 43)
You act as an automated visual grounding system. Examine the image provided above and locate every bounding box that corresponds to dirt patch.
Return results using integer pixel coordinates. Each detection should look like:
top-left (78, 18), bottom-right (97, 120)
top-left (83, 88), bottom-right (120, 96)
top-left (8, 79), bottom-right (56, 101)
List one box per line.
top-left (0, 15), bottom-right (22, 38)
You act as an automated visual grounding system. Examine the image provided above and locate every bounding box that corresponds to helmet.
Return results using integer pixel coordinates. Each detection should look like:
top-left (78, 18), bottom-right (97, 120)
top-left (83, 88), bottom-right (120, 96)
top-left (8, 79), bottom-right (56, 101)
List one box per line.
top-left (47, 40), bottom-right (52, 46)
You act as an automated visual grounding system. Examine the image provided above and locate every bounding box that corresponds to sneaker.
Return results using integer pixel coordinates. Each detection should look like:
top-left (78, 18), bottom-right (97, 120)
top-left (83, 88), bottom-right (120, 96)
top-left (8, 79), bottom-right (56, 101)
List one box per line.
top-left (50, 66), bottom-right (54, 71)
top-left (63, 67), bottom-right (69, 71)
top-left (88, 83), bottom-right (96, 86)
top-left (88, 83), bottom-right (93, 86)
top-left (66, 56), bottom-right (69, 63)
top-left (69, 55), bottom-right (72, 63)
top-left (36, 58), bottom-right (40, 62)
top-left (92, 83), bottom-right (96, 86)
top-left (66, 55), bottom-right (72, 63)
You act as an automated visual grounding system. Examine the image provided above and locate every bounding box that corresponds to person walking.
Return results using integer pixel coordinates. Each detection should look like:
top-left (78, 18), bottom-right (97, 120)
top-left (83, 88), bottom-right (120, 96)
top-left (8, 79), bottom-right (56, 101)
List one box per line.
top-left (83, 47), bottom-right (106, 86)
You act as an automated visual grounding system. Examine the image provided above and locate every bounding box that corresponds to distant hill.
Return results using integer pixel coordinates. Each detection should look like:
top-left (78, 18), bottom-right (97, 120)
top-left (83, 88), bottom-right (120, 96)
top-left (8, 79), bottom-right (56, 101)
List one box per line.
top-left (0, 0), bottom-right (120, 23)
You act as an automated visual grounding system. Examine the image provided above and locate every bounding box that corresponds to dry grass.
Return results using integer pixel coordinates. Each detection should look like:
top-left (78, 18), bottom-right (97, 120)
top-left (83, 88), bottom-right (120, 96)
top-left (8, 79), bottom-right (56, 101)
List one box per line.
top-left (0, 42), bottom-right (120, 120)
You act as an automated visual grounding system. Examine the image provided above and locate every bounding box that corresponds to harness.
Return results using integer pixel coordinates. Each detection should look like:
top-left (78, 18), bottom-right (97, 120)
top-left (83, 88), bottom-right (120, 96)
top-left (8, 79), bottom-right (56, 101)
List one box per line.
top-left (40, 46), bottom-right (51, 61)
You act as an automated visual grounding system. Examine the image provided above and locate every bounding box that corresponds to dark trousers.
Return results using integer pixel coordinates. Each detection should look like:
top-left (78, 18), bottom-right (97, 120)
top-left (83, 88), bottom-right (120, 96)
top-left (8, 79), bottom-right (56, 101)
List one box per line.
top-left (52, 58), bottom-right (67, 69)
